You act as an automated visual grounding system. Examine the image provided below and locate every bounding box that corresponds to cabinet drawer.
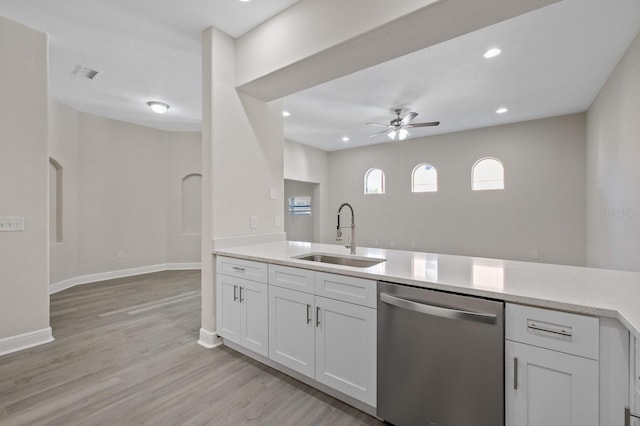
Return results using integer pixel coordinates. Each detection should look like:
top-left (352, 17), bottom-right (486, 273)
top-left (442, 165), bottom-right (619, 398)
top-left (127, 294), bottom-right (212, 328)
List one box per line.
top-left (506, 304), bottom-right (599, 360)
top-left (315, 272), bottom-right (377, 308)
top-left (269, 264), bottom-right (315, 294)
top-left (217, 256), bottom-right (267, 283)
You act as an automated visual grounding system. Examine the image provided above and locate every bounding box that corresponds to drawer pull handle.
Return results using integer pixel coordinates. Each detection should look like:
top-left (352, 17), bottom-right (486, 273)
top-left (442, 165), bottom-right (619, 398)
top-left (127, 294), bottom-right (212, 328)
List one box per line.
top-left (514, 357), bottom-right (518, 390)
top-left (625, 406), bottom-right (640, 426)
top-left (306, 304), bottom-right (311, 324)
top-left (232, 266), bottom-right (246, 272)
top-left (527, 323), bottom-right (572, 337)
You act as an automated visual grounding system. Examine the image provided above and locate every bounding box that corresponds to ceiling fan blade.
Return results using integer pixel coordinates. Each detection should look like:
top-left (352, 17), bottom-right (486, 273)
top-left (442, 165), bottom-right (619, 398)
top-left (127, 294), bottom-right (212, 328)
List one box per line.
top-left (400, 112), bottom-right (418, 125)
top-left (407, 121), bottom-right (440, 128)
top-left (366, 122), bottom-right (391, 127)
top-left (368, 129), bottom-right (391, 137)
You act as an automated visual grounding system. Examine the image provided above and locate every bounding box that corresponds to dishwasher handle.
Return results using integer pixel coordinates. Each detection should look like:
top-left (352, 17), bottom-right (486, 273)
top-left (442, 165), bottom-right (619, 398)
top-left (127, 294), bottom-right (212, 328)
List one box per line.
top-left (380, 292), bottom-right (498, 325)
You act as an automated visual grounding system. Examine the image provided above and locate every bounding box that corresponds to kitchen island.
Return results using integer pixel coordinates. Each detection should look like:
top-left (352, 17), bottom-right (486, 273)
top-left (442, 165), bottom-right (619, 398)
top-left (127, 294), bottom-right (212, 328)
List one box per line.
top-left (214, 240), bottom-right (640, 338)
top-left (213, 240), bottom-right (640, 425)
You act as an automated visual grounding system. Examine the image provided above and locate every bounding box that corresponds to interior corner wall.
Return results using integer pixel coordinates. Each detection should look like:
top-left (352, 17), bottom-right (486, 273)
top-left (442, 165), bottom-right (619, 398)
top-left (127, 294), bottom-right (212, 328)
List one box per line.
top-left (47, 100), bottom-right (202, 286)
top-left (325, 114), bottom-right (587, 266)
top-left (206, 27), bottom-right (285, 247)
top-left (0, 16), bottom-right (50, 339)
top-left (48, 101), bottom-right (80, 284)
top-left (283, 139), bottom-right (330, 243)
top-left (586, 32), bottom-right (640, 272)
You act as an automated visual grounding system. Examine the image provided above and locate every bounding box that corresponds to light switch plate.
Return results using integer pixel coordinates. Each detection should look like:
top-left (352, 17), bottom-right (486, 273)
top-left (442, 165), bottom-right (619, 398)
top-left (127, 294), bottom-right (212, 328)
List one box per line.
top-left (250, 216), bottom-right (258, 229)
top-left (0, 217), bottom-right (25, 232)
top-left (270, 187), bottom-right (277, 200)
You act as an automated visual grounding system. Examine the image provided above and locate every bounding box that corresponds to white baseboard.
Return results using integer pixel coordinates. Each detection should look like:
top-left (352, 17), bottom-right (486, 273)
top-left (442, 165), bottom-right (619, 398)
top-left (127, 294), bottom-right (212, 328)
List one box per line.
top-left (50, 262), bottom-right (202, 294)
top-left (167, 262), bottom-right (202, 270)
top-left (197, 328), bottom-right (222, 349)
top-left (0, 327), bottom-right (54, 357)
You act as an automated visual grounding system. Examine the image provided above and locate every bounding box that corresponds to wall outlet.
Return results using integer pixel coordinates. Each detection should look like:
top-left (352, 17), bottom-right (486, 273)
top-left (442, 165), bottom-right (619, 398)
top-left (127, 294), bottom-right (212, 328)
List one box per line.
top-left (250, 216), bottom-right (258, 229)
top-left (530, 250), bottom-right (539, 260)
top-left (117, 250), bottom-right (124, 258)
top-left (275, 215), bottom-right (281, 227)
top-left (0, 217), bottom-right (25, 232)
top-left (390, 241), bottom-right (395, 248)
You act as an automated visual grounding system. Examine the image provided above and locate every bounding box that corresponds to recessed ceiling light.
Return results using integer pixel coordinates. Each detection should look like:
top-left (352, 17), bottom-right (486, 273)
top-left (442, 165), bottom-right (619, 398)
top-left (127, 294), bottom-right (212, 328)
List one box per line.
top-left (342, 136), bottom-right (350, 142)
top-left (496, 107), bottom-right (508, 114)
top-left (147, 101), bottom-right (170, 114)
top-left (484, 48), bottom-right (502, 59)
top-left (282, 110), bottom-right (291, 117)
top-left (238, 0), bottom-right (251, 2)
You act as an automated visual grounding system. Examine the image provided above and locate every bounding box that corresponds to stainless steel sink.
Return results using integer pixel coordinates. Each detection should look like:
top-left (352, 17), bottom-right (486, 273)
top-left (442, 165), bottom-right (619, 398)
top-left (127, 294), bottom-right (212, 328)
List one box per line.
top-left (293, 253), bottom-right (386, 268)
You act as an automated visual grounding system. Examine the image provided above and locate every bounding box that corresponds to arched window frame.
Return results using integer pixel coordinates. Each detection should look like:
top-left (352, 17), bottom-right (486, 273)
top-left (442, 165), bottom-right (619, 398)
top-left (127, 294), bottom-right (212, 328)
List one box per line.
top-left (471, 157), bottom-right (504, 191)
top-left (411, 163), bottom-right (438, 193)
top-left (364, 168), bottom-right (385, 195)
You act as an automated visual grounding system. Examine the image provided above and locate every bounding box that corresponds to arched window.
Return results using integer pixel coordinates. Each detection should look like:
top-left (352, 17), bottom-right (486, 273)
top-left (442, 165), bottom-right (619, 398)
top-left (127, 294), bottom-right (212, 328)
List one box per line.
top-left (412, 163), bottom-right (438, 193)
top-left (49, 158), bottom-right (63, 243)
top-left (182, 173), bottom-right (202, 234)
top-left (364, 168), bottom-right (385, 194)
top-left (472, 158), bottom-right (504, 190)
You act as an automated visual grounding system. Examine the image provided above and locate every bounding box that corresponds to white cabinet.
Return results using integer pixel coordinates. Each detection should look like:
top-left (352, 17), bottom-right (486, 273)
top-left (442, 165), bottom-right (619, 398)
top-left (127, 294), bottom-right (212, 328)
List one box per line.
top-left (505, 304), bottom-right (599, 426)
top-left (268, 285), bottom-right (315, 377)
top-left (216, 257), bottom-right (269, 357)
top-left (315, 295), bottom-right (376, 407)
top-left (505, 340), bottom-right (598, 426)
top-left (268, 266), bottom-right (377, 407)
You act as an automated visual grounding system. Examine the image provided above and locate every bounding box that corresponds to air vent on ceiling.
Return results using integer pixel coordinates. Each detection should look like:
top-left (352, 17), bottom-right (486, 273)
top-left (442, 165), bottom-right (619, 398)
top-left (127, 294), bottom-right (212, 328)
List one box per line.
top-left (72, 65), bottom-right (99, 80)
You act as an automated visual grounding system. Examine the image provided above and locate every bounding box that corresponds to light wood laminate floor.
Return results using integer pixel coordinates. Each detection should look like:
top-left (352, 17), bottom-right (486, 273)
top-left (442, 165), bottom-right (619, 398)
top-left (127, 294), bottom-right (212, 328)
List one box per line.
top-left (0, 270), bottom-right (382, 425)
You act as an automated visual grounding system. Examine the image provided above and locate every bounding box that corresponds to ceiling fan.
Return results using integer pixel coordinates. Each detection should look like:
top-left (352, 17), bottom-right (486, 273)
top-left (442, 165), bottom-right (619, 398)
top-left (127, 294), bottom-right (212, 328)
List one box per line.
top-left (367, 109), bottom-right (440, 141)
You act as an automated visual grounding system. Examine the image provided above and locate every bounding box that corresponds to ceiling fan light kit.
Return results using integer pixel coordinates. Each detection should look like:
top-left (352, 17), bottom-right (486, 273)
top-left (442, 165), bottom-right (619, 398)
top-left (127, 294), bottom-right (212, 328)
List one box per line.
top-left (367, 108), bottom-right (440, 141)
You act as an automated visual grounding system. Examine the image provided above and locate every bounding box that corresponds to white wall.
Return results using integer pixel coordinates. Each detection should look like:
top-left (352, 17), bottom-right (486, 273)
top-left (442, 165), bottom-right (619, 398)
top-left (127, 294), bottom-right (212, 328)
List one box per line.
top-left (201, 27), bottom-right (285, 343)
top-left (48, 101), bottom-right (202, 286)
top-left (0, 17), bottom-right (50, 341)
top-left (284, 179), bottom-right (316, 242)
top-left (324, 114), bottom-right (587, 266)
top-left (284, 139), bottom-right (329, 242)
top-left (586, 32), bottom-right (640, 272)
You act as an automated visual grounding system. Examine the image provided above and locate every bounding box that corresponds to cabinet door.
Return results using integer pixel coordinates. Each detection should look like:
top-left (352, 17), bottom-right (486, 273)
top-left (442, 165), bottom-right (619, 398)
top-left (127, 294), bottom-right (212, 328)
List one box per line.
top-left (315, 296), bottom-right (376, 407)
top-left (505, 340), bottom-right (598, 426)
top-left (268, 285), bottom-right (315, 378)
top-left (240, 279), bottom-right (268, 357)
top-left (216, 274), bottom-right (241, 344)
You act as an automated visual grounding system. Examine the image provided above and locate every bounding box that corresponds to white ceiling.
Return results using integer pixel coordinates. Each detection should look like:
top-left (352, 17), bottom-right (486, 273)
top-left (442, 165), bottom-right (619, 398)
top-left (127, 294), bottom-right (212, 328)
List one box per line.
top-left (285, 0), bottom-right (640, 151)
top-left (0, 0), bottom-right (300, 131)
top-left (0, 0), bottom-right (638, 146)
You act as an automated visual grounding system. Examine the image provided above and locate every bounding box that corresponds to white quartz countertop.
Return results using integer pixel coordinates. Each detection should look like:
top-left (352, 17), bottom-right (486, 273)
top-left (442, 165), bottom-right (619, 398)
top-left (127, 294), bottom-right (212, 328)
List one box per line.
top-left (214, 241), bottom-right (640, 339)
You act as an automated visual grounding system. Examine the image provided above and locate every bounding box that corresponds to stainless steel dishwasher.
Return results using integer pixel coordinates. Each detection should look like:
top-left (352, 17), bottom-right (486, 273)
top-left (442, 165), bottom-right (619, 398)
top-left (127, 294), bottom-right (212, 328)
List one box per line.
top-left (377, 281), bottom-right (504, 426)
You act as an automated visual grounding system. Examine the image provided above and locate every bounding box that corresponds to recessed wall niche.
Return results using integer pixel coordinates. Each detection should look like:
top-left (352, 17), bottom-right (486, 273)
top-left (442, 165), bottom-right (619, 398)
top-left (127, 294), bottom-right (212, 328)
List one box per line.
top-left (181, 173), bottom-right (202, 235)
top-left (49, 157), bottom-right (63, 243)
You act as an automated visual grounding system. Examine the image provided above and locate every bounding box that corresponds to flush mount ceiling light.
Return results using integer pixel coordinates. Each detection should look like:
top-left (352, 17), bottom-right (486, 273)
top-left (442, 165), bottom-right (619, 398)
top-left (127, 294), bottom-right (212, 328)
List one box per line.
top-left (147, 101), bottom-right (170, 114)
top-left (496, 107), bottom-right (508, 114)
top-left (342, 136), bottom-right (350, 142)
top-left (484, 48), bottom-right (502, 59)
top-left (282, 110), bottom-right (291, 117)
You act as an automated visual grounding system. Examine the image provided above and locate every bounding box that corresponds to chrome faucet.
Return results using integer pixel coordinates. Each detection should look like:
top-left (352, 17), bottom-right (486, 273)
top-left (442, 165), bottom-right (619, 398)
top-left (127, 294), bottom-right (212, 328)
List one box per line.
top-left (336, 202), bottom-right (356, 255)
